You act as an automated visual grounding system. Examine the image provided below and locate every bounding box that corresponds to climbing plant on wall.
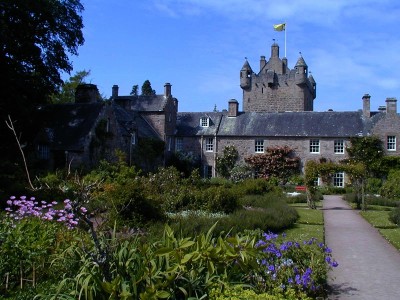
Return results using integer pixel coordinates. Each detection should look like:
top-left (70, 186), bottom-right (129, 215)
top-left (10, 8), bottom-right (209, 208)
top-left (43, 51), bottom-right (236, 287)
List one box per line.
top-left (304, 160), bottom-right (365, 209)
top-left (245, 146), bottom-right (300, 183)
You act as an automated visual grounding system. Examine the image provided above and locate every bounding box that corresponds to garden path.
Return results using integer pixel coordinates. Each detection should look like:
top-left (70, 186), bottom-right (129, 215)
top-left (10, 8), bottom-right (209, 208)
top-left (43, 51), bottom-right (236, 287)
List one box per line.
top-left (323, 195), bottom-right (400, 300)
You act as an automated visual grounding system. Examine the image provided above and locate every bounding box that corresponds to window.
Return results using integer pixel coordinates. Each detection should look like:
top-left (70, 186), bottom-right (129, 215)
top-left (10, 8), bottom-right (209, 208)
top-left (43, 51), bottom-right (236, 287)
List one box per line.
top-left (333, 172), bottom-right (344, 188)
top-left (334, 139), bottom-right (344, 154)
top-left (167, 137), bottom-right (172, 151)
top-left (37, 144), bottom-right (50, 160)
top-left (205, 137), bottom-right (213, 152)
top-left (175, 137), bottom-right (183, 151)
top-left (255, 139), bottom-right (264, 153)
top-left (204, 165), bottom-right (213, 178)
top-left (310, 139), bottom-right (320, 153)
top-left (130, 132), bottom-right (136, 145)
top-left (387, 136), bottom-right (396, 151)
top-left (200, 117), bottom-right (209, 127)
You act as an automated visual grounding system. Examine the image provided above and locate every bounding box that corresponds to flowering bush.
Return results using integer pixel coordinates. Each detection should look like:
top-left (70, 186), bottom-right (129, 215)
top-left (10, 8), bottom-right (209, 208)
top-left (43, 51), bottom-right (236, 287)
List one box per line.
top-left (252, 232), bottom-right (338, 297)
top-left (4, 195), bottom-right (86, 229)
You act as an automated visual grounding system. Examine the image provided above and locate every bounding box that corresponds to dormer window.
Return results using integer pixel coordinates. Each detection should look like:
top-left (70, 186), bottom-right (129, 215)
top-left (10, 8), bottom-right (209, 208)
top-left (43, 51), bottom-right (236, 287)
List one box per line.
top-left (200, 117), bottom-right (209, 127)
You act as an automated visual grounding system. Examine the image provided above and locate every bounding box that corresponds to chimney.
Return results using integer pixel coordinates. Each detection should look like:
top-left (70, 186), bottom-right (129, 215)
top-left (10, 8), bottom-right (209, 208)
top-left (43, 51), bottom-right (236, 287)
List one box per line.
top-left (228, 99), bottom-right (239, 117)
top-left (386, 97), bottom-right (397, 115)
top-left (164, 82), bottom-right (172, 98)
top-left (112, 85), bottom-right (119, 98)
top-left (260, 56), bottom-right (266, 71)
top-left (362, 94), bottom-right (371, 118)
top-left (75, 84), bottom-right (100, 103)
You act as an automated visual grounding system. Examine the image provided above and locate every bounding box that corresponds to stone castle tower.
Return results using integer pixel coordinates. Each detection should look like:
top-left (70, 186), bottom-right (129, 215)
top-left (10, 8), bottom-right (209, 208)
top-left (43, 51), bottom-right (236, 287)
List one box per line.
top-left (240, 43), bottom-right (316, 112)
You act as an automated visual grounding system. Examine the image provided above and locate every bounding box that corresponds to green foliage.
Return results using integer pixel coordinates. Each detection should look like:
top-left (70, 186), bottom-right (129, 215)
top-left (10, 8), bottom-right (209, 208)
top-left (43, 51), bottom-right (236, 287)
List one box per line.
top-left (245, 146), bottom-right (300, 183)
top-left (366, 177), bottom-right (382, 194)
top-left (166, 151), bottom-right (201, 177)
top-left (209, 284), bottom-right (312, 300)
top-left (381, 170), bottom-right (400, 199)
top-left (141, 80), bottom-right (156, 96)
top-left (346, 136), bottom-right (384, 176)
top-left (232, 178), bottom-right (276, 196)
top-left (229, 163), bottom-right (253, 182)
top-left (130, 84), bottom-right (139, 96)
top-left (133, 138), bottom-right (165, 172)
top-left (49, 70), bottom-right (91, 103)
top-left (389, 208), bottom-right (400, 228)
top-left (216, 145), bottom-right (239, 178)
top-left (0, 216), bottom-right (77, 292)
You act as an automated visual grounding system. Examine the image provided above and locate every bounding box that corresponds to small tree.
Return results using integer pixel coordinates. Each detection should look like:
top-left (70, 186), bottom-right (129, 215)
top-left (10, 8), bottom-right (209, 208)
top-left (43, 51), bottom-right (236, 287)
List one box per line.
top-left (50, 70), bottom-right (91, 103)
top-left (245, 145), bottom-right (300, 183)
top-left (216, 145), bottom-right (239, 178)
top-left (345, 136), bottom-right (384, 177)
top-left (141, 80), bottom-right (156, 96)
top-left (130, 84), bottom-right (139, 96)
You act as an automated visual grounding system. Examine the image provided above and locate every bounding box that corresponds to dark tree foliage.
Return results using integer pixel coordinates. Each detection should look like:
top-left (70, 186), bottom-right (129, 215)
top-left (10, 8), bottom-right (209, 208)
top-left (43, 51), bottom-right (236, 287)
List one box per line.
top-left (0, 0), bottom-right (84, 116)
top-left (0, 0), bottom-right (84, 195)
top-left (141, 80), bottom-right (156, 96)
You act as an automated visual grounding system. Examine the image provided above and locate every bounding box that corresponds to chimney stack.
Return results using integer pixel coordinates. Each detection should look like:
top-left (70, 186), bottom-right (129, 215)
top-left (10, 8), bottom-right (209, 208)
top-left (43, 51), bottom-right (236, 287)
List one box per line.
top-left (260, 56), bottom-right (266, 71)
top-left (386, 97), bottom-right (397, 115)
top-left (112, 85), bottom-right (119, 98)
top-left (164, 82), bottom-right (172, 98)
top-left (228, 99), bottom-right (239, 117)
top-left (362, 94), bottom-right (371, 118)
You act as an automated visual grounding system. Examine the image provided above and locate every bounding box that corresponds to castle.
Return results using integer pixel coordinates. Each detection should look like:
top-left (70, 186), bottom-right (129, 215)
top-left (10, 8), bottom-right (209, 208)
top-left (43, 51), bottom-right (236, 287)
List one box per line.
top-left (34, 43), bottom-right (400, 186)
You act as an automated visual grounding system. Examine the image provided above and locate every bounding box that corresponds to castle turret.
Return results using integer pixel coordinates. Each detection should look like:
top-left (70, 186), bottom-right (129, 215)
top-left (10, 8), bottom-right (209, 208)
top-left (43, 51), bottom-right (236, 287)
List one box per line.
top-left (240, 60), bottom-right (252, 90)
top-left (295, 55), bottom-right (308, 85)
top-left (308, 73), bottom-right (316, 98)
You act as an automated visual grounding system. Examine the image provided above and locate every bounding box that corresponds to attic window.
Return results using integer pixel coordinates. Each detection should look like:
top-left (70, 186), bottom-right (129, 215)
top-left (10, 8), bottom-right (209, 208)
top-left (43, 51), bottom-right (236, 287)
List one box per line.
top-left (200, 117), bottom-right (209, 127)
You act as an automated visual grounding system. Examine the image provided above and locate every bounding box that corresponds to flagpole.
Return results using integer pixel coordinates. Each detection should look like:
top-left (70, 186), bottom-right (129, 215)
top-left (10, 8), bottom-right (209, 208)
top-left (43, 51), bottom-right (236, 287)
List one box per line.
top-left (284, 22), bottom-right (287, 57)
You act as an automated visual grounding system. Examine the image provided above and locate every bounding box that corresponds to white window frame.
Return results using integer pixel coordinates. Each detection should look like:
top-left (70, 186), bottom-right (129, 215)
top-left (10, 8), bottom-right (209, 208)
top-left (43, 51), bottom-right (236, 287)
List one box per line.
top-left (130, 132), bottom-right (136, 145)
top-left (255, 139), bottom-right (264, 153)
top-left (333, 172), bottom-right (344, 188)
top-left (205, 137), bottom-right (214, 152)
top-left (310, 139), bottom-right (320, 153)
top-left (200, 117), bottom-right (209, 127)
top-left (334, 139), bottom-right (344, 154)
top-left (387, 135), bottom-right (396, 151)
top-left (175, 137), bottom-right (183, 151)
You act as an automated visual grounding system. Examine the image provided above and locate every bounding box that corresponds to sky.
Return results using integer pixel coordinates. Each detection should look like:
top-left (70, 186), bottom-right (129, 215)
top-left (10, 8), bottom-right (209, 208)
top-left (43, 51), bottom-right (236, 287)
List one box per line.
top-left (67, 0), bottom-right (400, 113)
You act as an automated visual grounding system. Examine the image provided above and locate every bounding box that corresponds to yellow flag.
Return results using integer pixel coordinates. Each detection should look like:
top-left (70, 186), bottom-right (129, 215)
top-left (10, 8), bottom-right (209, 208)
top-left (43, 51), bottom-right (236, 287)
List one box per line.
top-left (273, 23), bottom-right (285, 31)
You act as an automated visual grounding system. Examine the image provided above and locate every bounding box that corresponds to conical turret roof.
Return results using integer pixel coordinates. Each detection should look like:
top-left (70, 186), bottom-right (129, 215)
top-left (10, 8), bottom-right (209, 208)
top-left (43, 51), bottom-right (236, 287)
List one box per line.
top-left (295, 56), bottom-right (307, 67)
top-left (241, 60), bottom-right (252, 71)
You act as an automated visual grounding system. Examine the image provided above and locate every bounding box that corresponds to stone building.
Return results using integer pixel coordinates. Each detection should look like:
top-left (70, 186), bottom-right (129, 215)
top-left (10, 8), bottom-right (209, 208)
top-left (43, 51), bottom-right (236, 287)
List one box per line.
top-left (34, 42), bottom-right (400, 187)
top-left (176, 43), bottom-right (400, 186)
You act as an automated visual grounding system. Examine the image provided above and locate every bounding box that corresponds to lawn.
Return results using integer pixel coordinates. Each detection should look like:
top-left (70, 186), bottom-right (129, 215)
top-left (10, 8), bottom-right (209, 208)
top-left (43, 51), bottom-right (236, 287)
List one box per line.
top-left (284, 203), bottom-right (324, 242)
top-left (360, 208), bottom-right (400, 250)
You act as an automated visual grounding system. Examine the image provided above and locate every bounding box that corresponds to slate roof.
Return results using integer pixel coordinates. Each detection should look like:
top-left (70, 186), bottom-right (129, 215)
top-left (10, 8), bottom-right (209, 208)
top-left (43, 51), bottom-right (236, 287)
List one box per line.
top-left (114, 95), bottom-right (168, 111)
top-left (176, 112), bottom-right (223, 136)
top-left (112, 103), bottom-right (161, 139)
top-left (35, 102), bottom-right (104, 151)
top-left (177, 111), bottom-right (369, 138)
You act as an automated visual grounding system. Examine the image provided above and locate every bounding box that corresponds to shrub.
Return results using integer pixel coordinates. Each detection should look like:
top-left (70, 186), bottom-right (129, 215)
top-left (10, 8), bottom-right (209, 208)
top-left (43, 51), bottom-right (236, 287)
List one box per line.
top-left (366, 177), bottom-right (382, 194)
top-left (389, 205), bottom-right (400, 226)
top-left (209, 284), bottom-right (312, 300)
top-left (381, 170), bottom-right (400, 199)
top-left (233, 178), bottom-right (275, 196)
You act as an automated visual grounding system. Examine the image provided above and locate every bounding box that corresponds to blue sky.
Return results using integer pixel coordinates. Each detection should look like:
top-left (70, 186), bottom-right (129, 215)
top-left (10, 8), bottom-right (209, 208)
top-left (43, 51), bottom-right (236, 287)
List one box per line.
top-left (68, 0), bottom-right (400, 113)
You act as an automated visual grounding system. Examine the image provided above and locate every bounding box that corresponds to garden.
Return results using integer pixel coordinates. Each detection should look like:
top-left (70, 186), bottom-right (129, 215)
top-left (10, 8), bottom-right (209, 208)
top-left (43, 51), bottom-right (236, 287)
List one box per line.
top-left (0, 157), bottom-right (338, 300)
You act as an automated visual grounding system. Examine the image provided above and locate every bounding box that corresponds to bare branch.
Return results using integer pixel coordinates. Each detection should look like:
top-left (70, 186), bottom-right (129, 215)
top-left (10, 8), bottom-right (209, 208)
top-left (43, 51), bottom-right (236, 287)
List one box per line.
top-left (5, 115), bottom-right (36, 190)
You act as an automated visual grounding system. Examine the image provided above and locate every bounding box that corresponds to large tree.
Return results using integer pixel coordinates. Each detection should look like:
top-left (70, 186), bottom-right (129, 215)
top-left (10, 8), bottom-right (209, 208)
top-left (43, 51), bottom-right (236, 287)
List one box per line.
top-left (141, 80), bottom-right (156, 96)
top-left (0, 0), bottom-right (84, 195)
top-left (0, 0), bottom-right (84, 121)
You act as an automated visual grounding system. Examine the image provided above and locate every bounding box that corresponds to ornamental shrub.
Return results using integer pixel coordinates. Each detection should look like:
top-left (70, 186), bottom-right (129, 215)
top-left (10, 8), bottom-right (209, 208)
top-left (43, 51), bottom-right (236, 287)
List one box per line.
top-left (389, 205), bottom-right (400, 226)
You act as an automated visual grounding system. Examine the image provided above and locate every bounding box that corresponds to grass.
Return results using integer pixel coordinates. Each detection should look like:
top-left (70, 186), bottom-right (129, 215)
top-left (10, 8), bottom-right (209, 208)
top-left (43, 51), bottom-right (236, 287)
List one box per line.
top-left (284, 204), bottom-right (324, 242)
top-left (360, 206), bottom-right (400, 250)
